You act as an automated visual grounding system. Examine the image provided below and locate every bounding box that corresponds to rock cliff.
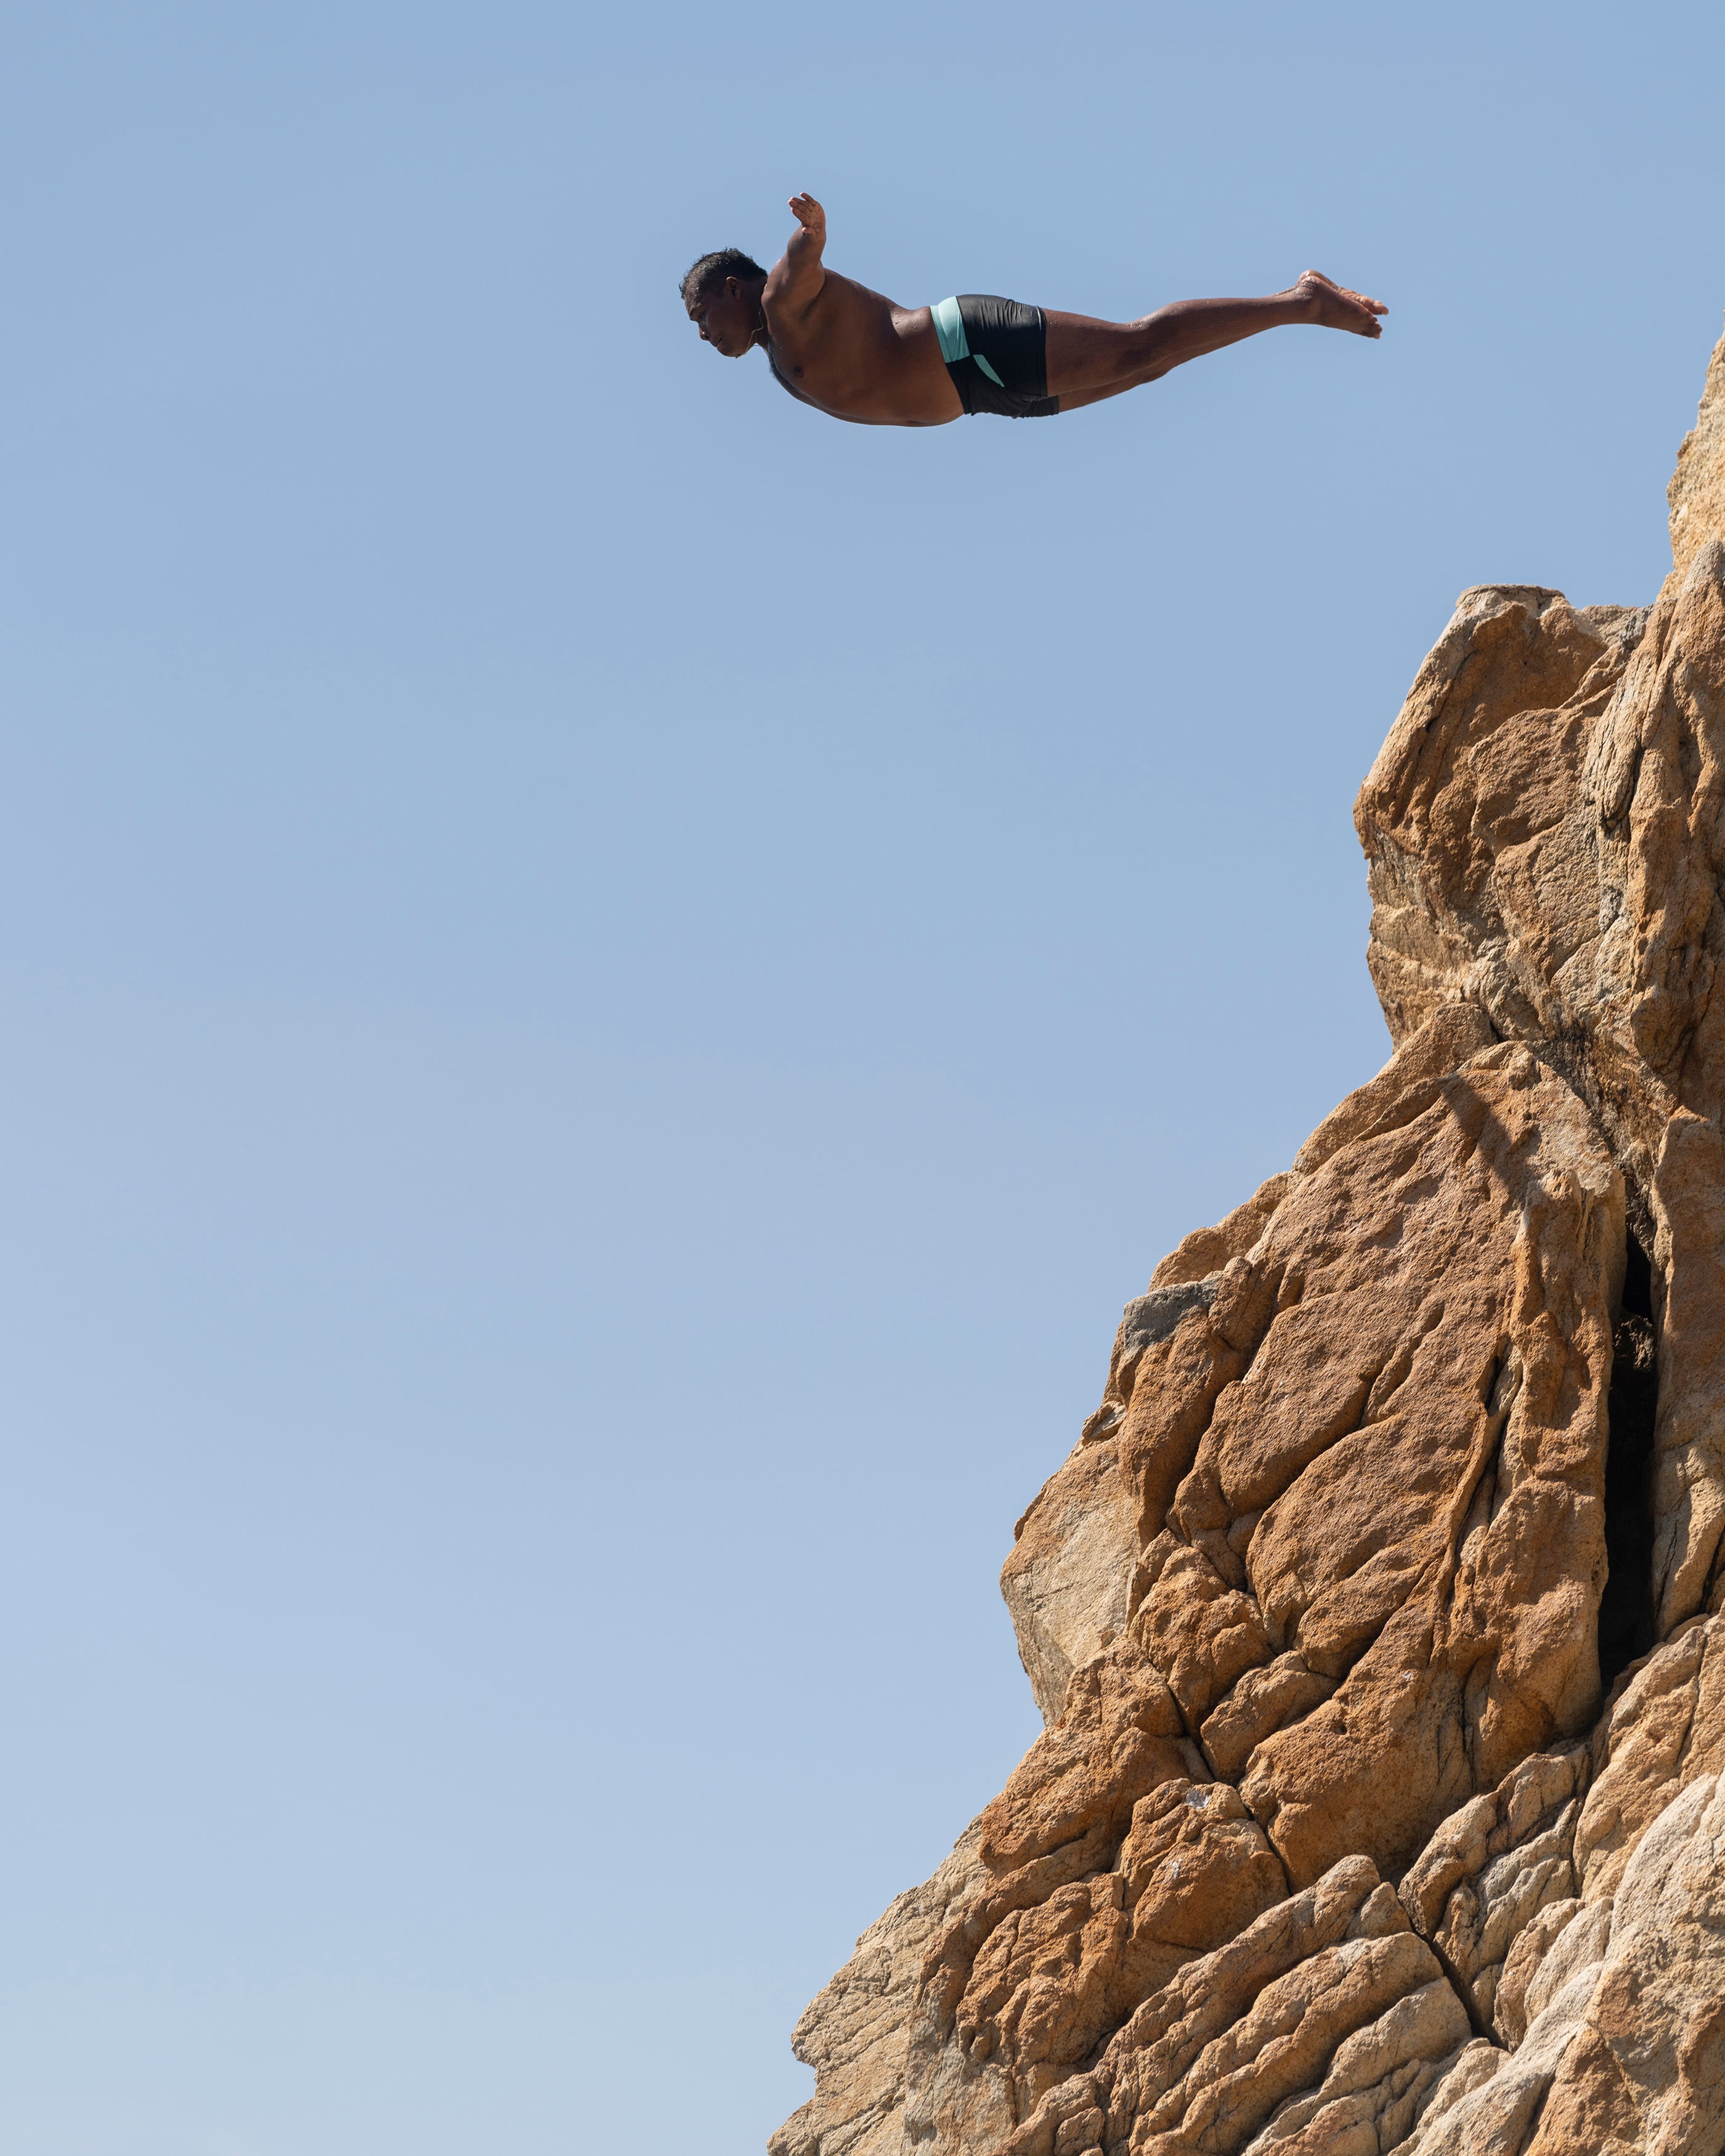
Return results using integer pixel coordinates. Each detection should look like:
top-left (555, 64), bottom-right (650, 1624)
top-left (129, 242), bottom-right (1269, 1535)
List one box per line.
top-left (773, 313), bottom-right (1725, 2156)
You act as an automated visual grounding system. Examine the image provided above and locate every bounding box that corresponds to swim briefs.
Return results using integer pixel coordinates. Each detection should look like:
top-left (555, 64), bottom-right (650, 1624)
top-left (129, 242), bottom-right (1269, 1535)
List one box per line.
top-left (932, 295), bottom-right (1060, 419)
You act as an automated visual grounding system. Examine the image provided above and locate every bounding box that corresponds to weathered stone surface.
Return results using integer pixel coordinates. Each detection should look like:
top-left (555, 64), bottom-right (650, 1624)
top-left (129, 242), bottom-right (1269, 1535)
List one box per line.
top-left (1670, 316), bottom-right (1725, 587)
top-left (771, 1830), bottom-right (991, 2156)
top-left (1000, 1859), bottom-right (1459, 2156)
top-left (774, 314), bottom-right (1725, 2156)
top-left (1397, 1746), bottom-right (1588, 2037)
top-left (1004, 1437), bottom-right (1137, 1725)
top-left (1575, 1609), bottom-right (1725, 1905)
top-left (900, 1669), bottom-right (1276, 2151)
top-left (1186, 1039), bottom-right (1620, 1889)
top-left (1399, 1767), bottom-right (1725, 2156)
top-left (1353, 517), bottom-right (1725, 1632)
top-left (1239, 1979), bottom-right (1473, 2155)
top-left (1149, 1175), bottom-right (1293, 1292)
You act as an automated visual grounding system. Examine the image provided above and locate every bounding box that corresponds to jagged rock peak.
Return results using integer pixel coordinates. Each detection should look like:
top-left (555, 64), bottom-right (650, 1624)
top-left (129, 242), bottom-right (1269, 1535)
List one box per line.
top-left (773, 310), bottom-right (1725, 2156)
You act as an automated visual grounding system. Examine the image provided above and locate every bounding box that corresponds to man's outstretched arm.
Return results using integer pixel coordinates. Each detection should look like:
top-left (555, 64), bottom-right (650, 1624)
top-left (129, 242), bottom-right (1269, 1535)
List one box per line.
top-left (765, 193), bottom-right (826, 318)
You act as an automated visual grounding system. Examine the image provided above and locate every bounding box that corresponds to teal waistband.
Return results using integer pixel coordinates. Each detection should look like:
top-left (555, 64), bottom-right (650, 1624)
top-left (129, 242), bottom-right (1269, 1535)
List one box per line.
top-left (931, 295), bottom-right (967, 364)
top-left (931, 295), bottom-right (1006, 388)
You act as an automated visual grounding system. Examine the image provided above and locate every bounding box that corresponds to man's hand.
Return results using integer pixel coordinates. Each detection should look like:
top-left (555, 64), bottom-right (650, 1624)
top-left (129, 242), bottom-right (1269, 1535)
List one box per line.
top-left (767, 191), bottom-right (827, 316)
top-left (788, 192), bottom-right (826, 242)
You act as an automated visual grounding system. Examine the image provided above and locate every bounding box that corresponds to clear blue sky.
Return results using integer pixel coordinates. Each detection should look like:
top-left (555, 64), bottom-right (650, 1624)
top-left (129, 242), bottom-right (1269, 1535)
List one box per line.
top-left (0, 2), bottom-right (1721, 2149)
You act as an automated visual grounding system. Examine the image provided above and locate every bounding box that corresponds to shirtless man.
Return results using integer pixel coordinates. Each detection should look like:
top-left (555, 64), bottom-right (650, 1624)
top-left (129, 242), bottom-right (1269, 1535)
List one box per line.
top-left (683, 193), bottom-right (1385, 426)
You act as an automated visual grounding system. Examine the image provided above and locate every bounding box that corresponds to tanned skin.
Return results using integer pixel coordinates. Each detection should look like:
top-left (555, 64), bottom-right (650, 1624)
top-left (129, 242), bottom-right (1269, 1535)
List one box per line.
top-left (688, 193), bottom-right (1387, 427)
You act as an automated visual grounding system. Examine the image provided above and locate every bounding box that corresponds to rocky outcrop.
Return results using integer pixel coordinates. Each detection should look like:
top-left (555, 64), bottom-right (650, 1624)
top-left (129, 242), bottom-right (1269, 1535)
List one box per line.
top-left (774, 1831), bottom-right (993, 2156)
top-left (773, 314), bottom-right (1725, 2156)
top-left (1671, 323), bottom-right (1725, 588)
top-left (1389, 1615), bottom-right (1725, 2155)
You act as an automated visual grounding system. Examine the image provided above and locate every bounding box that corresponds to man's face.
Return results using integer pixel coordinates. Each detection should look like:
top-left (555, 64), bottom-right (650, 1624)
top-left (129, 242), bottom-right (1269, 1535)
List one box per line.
top-left (688, 275), bottom-right (758, 357)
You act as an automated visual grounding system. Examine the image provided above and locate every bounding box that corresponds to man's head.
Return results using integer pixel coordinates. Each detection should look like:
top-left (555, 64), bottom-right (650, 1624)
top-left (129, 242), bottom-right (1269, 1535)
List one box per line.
top-left (682, 248), bottom-right (767, 357)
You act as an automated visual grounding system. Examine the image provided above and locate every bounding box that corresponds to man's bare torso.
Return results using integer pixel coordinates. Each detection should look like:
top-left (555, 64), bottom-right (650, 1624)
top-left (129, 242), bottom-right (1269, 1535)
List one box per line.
top-left (763, 264), bottom-right (960, 428)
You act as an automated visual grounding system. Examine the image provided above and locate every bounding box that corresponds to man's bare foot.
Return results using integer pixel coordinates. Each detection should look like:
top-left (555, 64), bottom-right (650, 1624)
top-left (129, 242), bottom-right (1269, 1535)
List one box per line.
top-left (1289, 270), bottom-right (1386, 338)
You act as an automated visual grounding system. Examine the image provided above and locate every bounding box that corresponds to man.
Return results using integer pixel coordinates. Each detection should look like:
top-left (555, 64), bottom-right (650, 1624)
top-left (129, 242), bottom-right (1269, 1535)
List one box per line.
top-left (683, 193), bottom-right (1385, 427)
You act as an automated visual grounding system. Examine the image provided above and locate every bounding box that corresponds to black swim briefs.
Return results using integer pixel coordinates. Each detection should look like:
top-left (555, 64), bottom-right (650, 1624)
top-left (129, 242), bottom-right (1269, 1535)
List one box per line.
top-left (932, 294), bottom-right (1060, 419)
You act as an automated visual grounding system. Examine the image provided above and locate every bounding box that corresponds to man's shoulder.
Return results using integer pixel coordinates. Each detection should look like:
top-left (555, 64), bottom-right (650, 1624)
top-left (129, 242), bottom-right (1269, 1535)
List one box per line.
top-left (767, 265), bottom-right (895, 322)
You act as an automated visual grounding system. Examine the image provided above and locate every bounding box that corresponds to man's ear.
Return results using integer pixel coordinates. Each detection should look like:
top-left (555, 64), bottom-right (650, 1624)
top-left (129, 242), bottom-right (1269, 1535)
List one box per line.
top-left (723, 276), bottom-right (741, 298)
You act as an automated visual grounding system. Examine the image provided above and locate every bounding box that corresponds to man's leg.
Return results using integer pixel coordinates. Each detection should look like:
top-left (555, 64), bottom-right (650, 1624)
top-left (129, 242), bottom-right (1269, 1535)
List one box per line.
top-left (1054, 373), bottom-right (1161, 413)
top-left (1043, 271), bottom-right (1383, 400)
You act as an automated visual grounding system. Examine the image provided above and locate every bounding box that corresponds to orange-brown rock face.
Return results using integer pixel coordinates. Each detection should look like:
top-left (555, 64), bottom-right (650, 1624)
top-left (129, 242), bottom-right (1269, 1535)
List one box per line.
top-left (773, 315), bottom-right (1725, 2156)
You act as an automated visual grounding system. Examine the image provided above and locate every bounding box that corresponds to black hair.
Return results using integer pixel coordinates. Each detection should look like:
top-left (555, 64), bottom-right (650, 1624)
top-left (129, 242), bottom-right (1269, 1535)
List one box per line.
top-left (680, 248), bottom-right (767, 307)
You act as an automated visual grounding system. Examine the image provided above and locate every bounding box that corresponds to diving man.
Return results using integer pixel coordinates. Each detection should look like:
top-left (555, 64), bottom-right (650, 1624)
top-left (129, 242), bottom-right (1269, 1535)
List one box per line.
top-left (683, 193), bottom-right (1386, 427)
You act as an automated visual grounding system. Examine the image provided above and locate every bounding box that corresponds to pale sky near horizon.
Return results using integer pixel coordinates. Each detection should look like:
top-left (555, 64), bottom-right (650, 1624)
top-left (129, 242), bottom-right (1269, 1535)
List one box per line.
top-left (1, 2), bottom-right (1723, 2150)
